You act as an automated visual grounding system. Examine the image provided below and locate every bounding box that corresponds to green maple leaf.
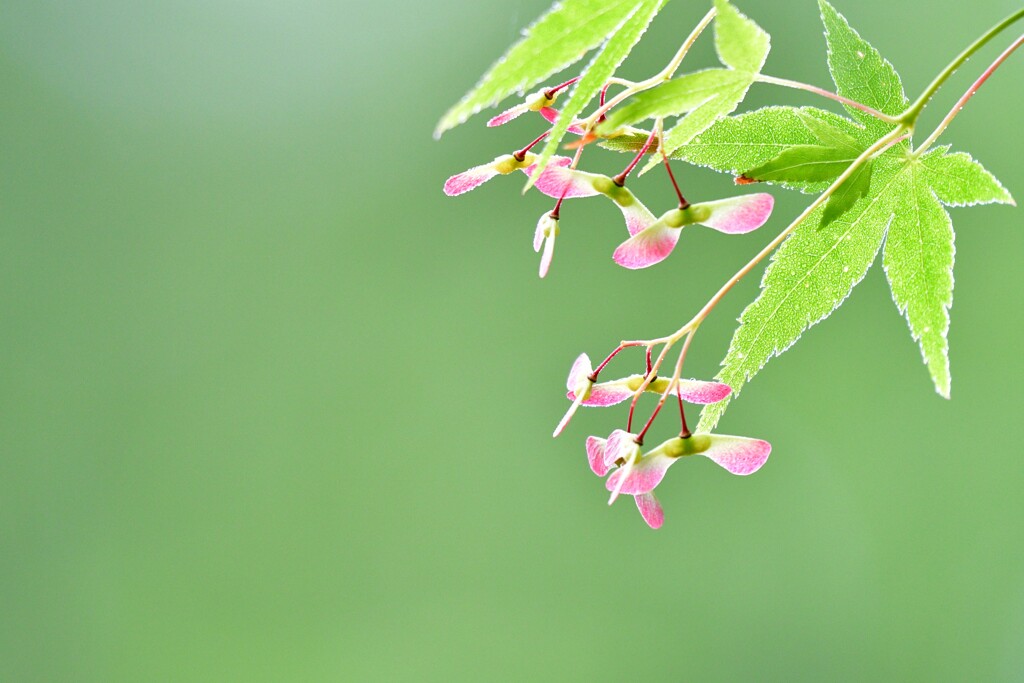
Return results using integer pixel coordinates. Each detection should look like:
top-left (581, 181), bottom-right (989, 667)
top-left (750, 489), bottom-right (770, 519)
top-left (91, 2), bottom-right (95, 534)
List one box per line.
top-left (741, 144), bottom-right (863, 184)
top-left (883, 146), bottom-right (1014, 396)
top-left (820, 159), bottom-right (873, 228)
top-left (739, 111), bottom-right (863, 183)
top-left (795, 110), bottom-right (862, 151)
top-left (434, 0), bottom-right (664, 138)
top-left (594, 0), bottom-right (769, 175)
top-left (648, 105), bottom-right (857, 192)
top-left (598, 68), bottom-right (755, 134)
top-left (528, 0), bottom-right (666, 189)
top-left (697, 0), bottom-right (1015, 432)
top-left (818, 0), bottom-right (907, 137)
top-left (670, 104), bottom-right (881, 229)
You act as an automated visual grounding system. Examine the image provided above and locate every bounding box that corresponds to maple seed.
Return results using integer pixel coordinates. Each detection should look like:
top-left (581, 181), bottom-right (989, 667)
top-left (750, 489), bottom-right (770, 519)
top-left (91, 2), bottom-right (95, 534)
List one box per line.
top-left (560, 353), bottom-right (732, 413)
top-left (534, 212), bottom-right (560, 279)
top-left (437, 0), bottom-right (1022, 533)
top-left (443, 155), bottom-right (599, 199)
top-left (613, 194), bottom-right (775, 269)
top-left (591, 432), bottom-right (771, 528)
top-left (486, 88), bottom-right (557, 128)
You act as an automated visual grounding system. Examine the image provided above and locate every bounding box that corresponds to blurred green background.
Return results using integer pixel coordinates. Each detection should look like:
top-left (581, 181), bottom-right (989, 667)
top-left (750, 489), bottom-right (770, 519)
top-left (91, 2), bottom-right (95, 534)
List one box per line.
top-left (1, 0), bottom-right (1022, 680)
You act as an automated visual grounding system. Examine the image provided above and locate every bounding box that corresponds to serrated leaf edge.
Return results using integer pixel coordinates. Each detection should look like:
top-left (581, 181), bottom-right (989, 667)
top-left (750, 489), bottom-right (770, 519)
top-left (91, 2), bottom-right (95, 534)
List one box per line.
top-left (713, 0), bottom-right (771, 75)
top-left (528, 0), bottom-right (661, 190)
top-left (880, 171), bottom-right (954, 398)
top-left (698, 163), bottom-right (910, 431)
top-left (435, 0), bottom-right (639, 137)
top-left (818, 0), bottom-right (908, 125)
top-left (669, 105), bottom-right (866, 193)
top-left (921, 146), bottom-right (1016, 208)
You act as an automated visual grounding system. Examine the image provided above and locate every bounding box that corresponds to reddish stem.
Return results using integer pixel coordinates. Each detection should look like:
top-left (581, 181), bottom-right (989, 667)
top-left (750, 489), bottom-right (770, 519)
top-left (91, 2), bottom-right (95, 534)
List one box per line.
top-left (639, 330), bottom-right (696, 442)
top-left (675, 331), bottom-right (696, 438)
top-left (676, 391), bottom-right (690, 439)
top-left (550, 189), bottom-right (569, 219)
top-left (755, 74), bottom-right (896, 122)
top-left (626, 399), bottom-right (637, 433)
top-left (513, 131), bottom-right (549, 160)
top-left (661, 150), bottom-right (688, 209)
top-left (613, 127), bottom-right (659, 186)
top-left (548, 129), bottom-right (593, 214)
top-left (635, 398), bottom-right (665, 443)
top-left (544, 78), bottom-right (579, 100)
top-left (597, 83), bottom-right (615, 124)
top-left (917, 33), bottom-right (1024, 153)
top-left (590, 343), bottom-right (641, 381)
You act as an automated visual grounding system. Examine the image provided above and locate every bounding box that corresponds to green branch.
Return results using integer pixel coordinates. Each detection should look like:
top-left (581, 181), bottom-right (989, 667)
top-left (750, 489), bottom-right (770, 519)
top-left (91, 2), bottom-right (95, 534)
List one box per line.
top-left (900, 8), bottom-right (1024, 125)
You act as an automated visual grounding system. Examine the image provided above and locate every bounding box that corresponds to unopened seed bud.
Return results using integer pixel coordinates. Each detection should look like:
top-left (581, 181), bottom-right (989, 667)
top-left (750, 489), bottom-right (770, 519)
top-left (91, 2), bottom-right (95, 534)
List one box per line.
top-left (592, 176), bottom-right (615, 195)
top-left (648, 378), bottom-right (671, 393)
top-left (593, 179), bottom-right (637, 207)
top-left (661, 434), bottom-right (713, 457)
top-left (495, 153), bottom-right (534, 174)
top-left (678, 433), bottom-right (712, 456)
top-left (664, 208), bottom-right (687, 228)
top-left (526, 89), bottom-right (555, 111)
top-left (625, 376), bottom-right (647, 391)
top-left (679, 204), bottom-right (712, 224)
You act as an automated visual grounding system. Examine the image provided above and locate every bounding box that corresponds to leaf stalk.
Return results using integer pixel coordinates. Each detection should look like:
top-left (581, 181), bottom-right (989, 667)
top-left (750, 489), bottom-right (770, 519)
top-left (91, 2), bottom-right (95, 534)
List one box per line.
top-left (754, 74), bottom-right (899, 123)
top-left (914, 33), bottom-right (1024, 155)
top-left (899, 8), bottom-right (1024, 126)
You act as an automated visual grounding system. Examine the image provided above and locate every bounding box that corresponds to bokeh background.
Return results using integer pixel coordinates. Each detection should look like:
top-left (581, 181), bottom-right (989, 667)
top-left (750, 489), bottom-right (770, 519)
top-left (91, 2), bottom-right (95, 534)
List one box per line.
top-left (1, 0), bottom-right (1022, 680)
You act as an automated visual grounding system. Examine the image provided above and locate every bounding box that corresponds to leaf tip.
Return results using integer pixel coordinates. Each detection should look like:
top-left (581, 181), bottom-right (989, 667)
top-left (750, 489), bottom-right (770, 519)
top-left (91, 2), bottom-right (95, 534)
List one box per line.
top-left (434, 111), bottom-right (460, 140)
